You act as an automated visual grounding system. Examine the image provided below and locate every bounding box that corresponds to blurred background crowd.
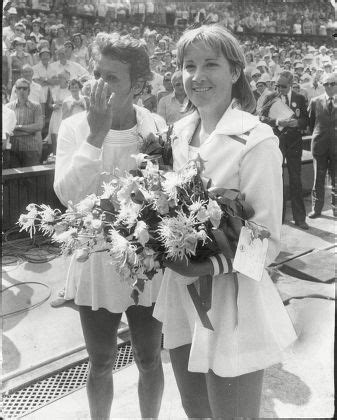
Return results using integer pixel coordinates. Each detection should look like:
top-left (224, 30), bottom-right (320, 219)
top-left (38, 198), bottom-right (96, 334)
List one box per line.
top-left (2, 0), bottom-right (336, 168)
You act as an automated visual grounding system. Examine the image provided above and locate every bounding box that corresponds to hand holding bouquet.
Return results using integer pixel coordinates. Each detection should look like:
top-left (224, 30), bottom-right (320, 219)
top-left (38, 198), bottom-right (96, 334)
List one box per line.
top-left (18, 153), bottom-right (269, 318)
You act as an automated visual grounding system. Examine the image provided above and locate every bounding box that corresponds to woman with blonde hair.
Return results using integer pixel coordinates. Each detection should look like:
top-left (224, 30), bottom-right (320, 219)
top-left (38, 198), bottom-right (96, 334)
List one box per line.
top-left (154, 24), bottom-right (297, 418)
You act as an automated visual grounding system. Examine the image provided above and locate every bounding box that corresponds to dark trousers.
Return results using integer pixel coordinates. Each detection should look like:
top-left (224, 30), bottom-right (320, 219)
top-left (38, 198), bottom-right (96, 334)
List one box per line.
top-left (312, 153), bottom-right (336, 214)
top-left (280, 133), bottom-right (306, 223)
top-left (9, 150), bottom-right (41, 168)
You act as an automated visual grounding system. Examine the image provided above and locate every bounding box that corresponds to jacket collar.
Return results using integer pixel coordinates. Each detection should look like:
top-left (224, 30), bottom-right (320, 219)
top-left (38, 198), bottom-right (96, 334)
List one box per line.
top-left (173, 100), bottom-right (260, 142)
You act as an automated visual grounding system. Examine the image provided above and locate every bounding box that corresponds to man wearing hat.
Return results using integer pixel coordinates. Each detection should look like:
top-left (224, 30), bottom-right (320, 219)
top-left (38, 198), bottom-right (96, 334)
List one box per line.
top-left (250, 68), bottom-right (261, 91)
top-left (255, 73), bottom-right (272, 114)
top-left (294, 62), bottom-right (304, 78)
top-left (260, 70), bottom-right (310, 229)
top-left (307, 73), bottom-right (337, 218)
top-left (32, 47), bottom-right (55, 104)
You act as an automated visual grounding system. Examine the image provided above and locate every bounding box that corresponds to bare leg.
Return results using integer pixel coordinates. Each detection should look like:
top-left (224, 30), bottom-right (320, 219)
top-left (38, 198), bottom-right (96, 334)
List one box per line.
top-left (206, 368), bottom-right (264, 418)
top-left (126, 304), bottom-right (164, 419)
top-left (79, 305), bottom-right (122, 420)
top-left (169, 344), bottom-right (212, 419)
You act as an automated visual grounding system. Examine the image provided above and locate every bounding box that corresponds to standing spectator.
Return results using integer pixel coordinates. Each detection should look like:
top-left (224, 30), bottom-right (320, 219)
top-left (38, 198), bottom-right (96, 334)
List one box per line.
top-left (63, 40), bottom-right (77, 62)
top-left (255, 73), bottom-right (272, 114)
top-left (10, 38), bottom-right (34, 86)
top-left (301, 74), bottom-right (325, 102)
top-left (72, 33), bottom-right (89, 68)
top-left (46, 71), bottom-right (72, 154)
top-left (3, 9), bottom-right (18, 51)
top-left (158, 70), bottom-right (188, 124)
top-left (51, 24), bottom-right (68, 60)
top-left (50, 47), bottom-right (89, 80)
top-left (260, 71), bottom-right (309, 229)
top-left (6, 78), bottom-right (43, 167)
top-left (61, 78), bottom-right (87, 120)
top-left (2, 39), bottom-right (13, 92)
top-left (139, 82), bottom-right (157, 113)
top-left (293, 18), bottom-right (302, 34)
top-left (157, 71), bottom-right (174, 103)
top-left (10, 64), bottom-right (45, 117)
top-left (307, 73), bottom-right (337, 218)
top-left (2, 87), bottom-right (17, 168)
top-left (32, 47), bottom-right (55, 105)
top-left (30, 19), bottom-right (44, 43)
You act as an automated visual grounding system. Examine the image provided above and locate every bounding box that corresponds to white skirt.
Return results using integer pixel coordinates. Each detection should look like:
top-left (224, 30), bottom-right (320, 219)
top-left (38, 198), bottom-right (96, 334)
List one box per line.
top-left (153, 268), bottom-right (297, 377)
top-left (64, 251), bottom-right (162, 313)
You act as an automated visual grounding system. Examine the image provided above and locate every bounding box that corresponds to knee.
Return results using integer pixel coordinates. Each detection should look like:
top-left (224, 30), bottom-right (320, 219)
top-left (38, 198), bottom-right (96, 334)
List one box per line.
top-left (133, 348), bottom-right (161, 373)
top-left (89, 352), bottom-right (117, 378)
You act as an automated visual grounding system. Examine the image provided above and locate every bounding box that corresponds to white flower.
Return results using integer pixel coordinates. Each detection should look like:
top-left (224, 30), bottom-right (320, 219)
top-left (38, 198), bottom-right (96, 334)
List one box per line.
top-left (39, 204), bottom-right (56, 223)
top-left (134, 221), bottom-right (150, 246)
top-left (26, 203), bottom-right (37, 211)
top-left (76, 194), bottom-right (98, 214)
top-left (196, 207), bottom-right (209, 223)
top-left (207, 199), bottom-right (222, 228)
top-left (101, 180), bottom-right (119, 199)
top-left (189, 198), bottom-right (206, 214)
top-left (162, 171), bottom-right (183, 201)
top-left (17, 214), bottom-right (36, 237)
top-left (52, 228), bottom-right (77, 243)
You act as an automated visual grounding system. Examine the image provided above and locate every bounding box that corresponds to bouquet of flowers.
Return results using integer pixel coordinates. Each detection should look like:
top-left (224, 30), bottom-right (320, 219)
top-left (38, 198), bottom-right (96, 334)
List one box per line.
top-left (18, 152), bottom-right (269, 320)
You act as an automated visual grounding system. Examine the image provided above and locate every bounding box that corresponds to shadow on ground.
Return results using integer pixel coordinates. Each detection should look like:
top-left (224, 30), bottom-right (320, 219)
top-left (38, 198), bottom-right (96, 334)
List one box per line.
top-left (260, 363), bottom-right (311, 418)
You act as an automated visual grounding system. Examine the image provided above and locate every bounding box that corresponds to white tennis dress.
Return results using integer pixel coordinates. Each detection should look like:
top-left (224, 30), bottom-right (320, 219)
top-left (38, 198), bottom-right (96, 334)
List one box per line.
top-left (54, 106), bottom-right (166, 312)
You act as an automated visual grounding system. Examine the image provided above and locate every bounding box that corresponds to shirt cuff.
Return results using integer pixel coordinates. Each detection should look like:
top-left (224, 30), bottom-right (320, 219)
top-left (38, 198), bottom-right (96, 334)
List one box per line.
top-left (78, 141), bottom-right (102, 160)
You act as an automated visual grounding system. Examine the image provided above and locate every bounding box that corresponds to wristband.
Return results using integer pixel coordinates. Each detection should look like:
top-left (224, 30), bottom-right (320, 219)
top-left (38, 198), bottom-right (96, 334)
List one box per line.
top-left (210, 254), bottom-right (229, 276)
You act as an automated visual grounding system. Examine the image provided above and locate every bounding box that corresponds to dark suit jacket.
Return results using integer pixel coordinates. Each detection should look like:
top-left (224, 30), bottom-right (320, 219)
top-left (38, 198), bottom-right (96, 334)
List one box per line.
top-left (308, 94), bottom-right (337, 157)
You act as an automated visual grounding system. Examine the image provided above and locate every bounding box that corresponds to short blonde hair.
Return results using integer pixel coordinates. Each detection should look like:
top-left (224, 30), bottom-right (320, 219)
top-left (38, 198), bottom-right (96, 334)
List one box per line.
top-left (176, 24), bottom-right (256, 113)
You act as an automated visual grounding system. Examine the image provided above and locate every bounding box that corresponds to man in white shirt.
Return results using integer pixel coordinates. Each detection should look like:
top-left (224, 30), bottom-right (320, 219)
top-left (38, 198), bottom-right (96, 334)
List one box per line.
top-left (32, 47), bottom-right (56, 104)
top-left (10, 65), bottom-right (45, 115)
top-left (49, 47), bottom-right (89, 80)
top-left (2, 102), bottom-right (17, 168)
top-left (157, 70), bottom-right (189, 124)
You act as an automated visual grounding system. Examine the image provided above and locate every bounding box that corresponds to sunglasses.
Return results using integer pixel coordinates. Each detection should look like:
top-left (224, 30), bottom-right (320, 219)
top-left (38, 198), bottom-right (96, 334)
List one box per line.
top-left (16, 86), bottom-right (29, 91)
top-left (323, 82), bottom-right (336, 87)
top-left (276, 84), bottom-right (288, 89)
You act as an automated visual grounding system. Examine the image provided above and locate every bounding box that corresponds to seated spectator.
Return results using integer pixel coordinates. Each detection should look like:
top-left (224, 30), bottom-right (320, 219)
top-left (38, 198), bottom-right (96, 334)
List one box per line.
top-left (64, 40), bottom-right (77, 62)
top-left (157, 70), bottom-right (188, 124)
top-left (255, 73), bottom-right (272, 114)
top-left (6, 78), bottom-right (44, 167)
top-left (300, 74), bottom-right (325, 102)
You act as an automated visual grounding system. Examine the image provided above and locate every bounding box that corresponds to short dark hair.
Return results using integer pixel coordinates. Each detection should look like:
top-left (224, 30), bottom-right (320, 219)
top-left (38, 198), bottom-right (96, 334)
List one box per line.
top-left (91, 32), bottom-right (153, 85)
top-left (68, 78), bottom-right (83, 89)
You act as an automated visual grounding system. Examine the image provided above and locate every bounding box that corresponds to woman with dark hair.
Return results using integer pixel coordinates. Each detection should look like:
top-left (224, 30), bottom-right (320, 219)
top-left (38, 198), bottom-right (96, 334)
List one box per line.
top-left (54, 32), bottom-right (166, 420)
top-left (153, 24), bottom-right (297, 418)
top-left (51, 24), bottom-right (68, 60)
top-left (140, 81), bottom-right (157, 112)
top-left (60, 78), bottom-right (87, 120)
top-left (72, 33), bottom-right (89, 68)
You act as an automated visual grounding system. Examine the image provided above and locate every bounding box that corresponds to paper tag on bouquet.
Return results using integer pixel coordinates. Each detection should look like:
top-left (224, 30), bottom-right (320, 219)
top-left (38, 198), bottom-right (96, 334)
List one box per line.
top-left (233, 226), bottom-right (268, 282)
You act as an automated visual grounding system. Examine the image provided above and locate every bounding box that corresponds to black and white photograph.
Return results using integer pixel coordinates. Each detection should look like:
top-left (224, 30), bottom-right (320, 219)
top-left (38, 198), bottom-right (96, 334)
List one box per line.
top-left (2, 0), bottom-right (336, 418)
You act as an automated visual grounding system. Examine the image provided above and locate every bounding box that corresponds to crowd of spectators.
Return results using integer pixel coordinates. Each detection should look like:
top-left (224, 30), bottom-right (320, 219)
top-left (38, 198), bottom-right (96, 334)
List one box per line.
top-left (2, 1), bottom-right (336, 169)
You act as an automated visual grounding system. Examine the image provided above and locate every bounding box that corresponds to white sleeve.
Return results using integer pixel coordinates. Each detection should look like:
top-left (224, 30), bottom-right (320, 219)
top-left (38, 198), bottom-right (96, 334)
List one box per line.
top-left (53, 118), bottom-right (103, 207)
top-left (239, 134), bottom-right (283, 266)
